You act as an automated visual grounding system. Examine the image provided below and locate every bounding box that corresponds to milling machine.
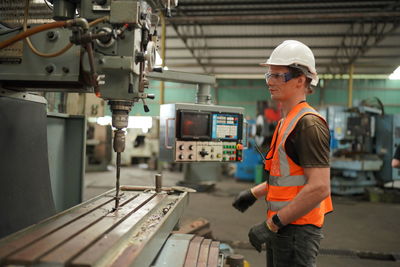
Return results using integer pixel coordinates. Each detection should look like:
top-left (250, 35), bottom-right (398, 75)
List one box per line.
top-left (0, 1), bottom-right (239, 266)
top-left (322, 100), bottom-right (399, 195)
top-left (0, 0), bottom-right (166, 210)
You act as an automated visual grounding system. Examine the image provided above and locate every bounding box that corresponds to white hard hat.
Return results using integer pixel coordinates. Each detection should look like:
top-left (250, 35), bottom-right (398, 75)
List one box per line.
top-left (260, 40), bottom-right (319, 86)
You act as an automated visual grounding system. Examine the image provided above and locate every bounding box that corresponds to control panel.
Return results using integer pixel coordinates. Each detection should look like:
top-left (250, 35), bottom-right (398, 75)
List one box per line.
top-left (175, 141), bottom-right (244, 162)
top-left (160, 103), bottom-right (246, 163)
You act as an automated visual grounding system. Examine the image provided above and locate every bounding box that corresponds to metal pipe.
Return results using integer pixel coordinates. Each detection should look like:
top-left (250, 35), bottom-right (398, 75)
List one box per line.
top-left (160, 13), bottom-right (166, 105)
top-left (348, 64), bottom-right (354, 107)
top-left (155, 174), bottom-right (162, 193)
top-left (196, 84), bottom-right (212, 105)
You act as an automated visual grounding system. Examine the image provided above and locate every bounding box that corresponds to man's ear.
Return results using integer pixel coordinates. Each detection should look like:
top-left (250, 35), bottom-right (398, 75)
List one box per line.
top-left (296, 75), bottom-right (306, 88)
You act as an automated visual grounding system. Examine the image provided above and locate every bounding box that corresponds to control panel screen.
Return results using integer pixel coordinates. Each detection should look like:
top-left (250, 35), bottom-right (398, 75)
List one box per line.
top-left (179, 111), bottom-right (211, 140)
top-left (211, 113), bottom-right (240, 140)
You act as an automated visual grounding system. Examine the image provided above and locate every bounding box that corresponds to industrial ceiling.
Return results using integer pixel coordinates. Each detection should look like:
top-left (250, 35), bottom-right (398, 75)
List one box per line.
top-left (2, 1), bottom-right (399, 78)
top-left (163, 0), bottom-right (400, 77)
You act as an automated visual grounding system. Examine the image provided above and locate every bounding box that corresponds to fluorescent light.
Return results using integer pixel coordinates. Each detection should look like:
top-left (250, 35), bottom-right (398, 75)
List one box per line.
top-left (155, 50), bottom-right (169, 70)
top-left (128, 116), bottom-right (152, 130)
top-left (97, 116), bottom-right (112, 126)
top-left (155, 51), bottom-right (163, 67)
top-left (389, 66), bottom-right (400, 80)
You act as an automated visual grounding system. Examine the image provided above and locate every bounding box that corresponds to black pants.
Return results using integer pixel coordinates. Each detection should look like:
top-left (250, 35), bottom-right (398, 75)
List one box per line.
top-left (266, 224), bottom-right (323, 267)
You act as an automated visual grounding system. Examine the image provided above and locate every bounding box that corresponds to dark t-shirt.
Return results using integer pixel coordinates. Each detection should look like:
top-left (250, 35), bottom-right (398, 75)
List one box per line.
top-left (394, 146), bottom-right (400, 160)
top-left (284, 114), bottom-right (330, 168)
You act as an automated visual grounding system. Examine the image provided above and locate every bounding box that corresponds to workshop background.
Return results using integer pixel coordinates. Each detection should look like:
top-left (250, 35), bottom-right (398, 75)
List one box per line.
top-left (1, 0), bottom-right (400, 266)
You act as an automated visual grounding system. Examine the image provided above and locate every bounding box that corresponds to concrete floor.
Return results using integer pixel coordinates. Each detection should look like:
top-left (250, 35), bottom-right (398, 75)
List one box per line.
top-left (85, 166), bottom-right (400, 267)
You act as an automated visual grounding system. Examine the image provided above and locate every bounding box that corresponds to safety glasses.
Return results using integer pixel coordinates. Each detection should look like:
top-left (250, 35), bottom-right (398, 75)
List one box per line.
top-left (264, 72), bottom-right (294, 83)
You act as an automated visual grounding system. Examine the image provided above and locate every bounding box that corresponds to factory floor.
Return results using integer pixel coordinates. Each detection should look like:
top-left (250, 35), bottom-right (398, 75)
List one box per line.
top-left (84, 166), bottom-right (400, 267)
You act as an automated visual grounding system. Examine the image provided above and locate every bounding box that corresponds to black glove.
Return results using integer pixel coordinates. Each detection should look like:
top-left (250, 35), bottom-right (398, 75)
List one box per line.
top-left (248, 221), bottom-right (272, 252)
top-left (232, 189), bottom-right (257, 212)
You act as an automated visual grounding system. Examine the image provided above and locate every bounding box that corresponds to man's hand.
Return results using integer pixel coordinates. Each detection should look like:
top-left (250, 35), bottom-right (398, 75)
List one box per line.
top-left (232, 189), bottom-right (257, 212)
top-left (248, 221), bottom-right (273, 252)
top-left (266, 218), bottom-right (279, 233)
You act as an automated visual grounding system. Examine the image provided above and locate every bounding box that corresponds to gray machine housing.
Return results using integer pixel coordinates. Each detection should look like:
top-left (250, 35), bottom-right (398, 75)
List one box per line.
top-left (160, 103), bottom-right (246, 163)
top-left (0, 0), bottom-right (153, 101)
top-left (375, 114), bottom-right (400, 182)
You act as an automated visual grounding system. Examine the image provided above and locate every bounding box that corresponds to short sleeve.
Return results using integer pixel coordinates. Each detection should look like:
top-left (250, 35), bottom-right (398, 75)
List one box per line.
top-left (285, 114), bottom-right (330, 168)
top-left (394, 146), bottom-right (400, 160)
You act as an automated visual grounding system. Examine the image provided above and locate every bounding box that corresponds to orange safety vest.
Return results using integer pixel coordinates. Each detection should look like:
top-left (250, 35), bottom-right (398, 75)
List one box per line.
top-left (264, 102), bottom-right (333, 227)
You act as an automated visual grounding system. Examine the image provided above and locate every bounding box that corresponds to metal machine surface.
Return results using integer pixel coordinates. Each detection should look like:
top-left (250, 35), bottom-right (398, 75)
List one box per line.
top-left (160, 103), bottom-right (245, 163)
top-left (0, 0), bottom-right (174, 210)
top-left (0, 2), bottom-right (238, 265)
top-left (375, 114), bottom-right (400, 183)
top-left (0, 186), bottom-right (188, 267)
top-left (152, 234), bottom-right (222, 267)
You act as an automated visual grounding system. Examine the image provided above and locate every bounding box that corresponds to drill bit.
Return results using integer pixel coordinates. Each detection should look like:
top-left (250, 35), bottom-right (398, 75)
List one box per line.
top-left (112, 129), bottom-right (125, 211)
top-left (114, 151), bottom-right (121, 210)
top-left (109, 101), bottom-right (132, 211)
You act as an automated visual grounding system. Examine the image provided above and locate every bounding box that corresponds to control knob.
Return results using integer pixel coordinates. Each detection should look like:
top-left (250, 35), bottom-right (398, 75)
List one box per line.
top-left (199, 149), bottom-right (209, 158)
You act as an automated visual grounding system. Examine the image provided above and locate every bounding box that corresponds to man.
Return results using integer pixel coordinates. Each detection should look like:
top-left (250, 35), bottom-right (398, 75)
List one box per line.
top-left (233, 40), bottom-right (333, 267)
top-left (392, 146), bottom-right (400, 168)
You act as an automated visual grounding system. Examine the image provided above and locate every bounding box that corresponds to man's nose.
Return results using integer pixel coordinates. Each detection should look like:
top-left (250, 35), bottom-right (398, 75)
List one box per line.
top-left (267, 78), bottom-right (275, 87)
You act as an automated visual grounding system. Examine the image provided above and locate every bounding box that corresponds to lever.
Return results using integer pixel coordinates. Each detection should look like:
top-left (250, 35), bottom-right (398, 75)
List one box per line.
top-left (142, 98), bottom-right (150, 112)
top-left (152, 67), bottom-right (163, 73)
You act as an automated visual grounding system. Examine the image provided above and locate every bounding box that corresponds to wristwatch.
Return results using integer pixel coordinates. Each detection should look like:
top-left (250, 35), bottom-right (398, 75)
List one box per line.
top-left (272, 214), bottom-right (285, 229)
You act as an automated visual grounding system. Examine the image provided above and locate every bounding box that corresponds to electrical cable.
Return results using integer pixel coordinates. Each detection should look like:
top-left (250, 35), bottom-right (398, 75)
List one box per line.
top-left (0, 0), bottom-right (109, 56)
top-left (0, 20), bottom-right (67, 49)
top-left (23, 0), bottom-right (73, 58)
top-left (88, 16), bottom-right (108, 27)
top-left (254, 142), bottom-right (266, 164)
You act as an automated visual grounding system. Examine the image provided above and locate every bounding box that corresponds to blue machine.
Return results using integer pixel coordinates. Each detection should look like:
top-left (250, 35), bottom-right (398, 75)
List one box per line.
top-left (235, 139), bottom-right (263, 181)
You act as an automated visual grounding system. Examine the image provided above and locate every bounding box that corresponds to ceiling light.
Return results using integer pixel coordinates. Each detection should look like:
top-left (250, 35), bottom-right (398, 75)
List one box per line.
top-left (128, 116), bottom-right (152, 130)
top-left (389, 66), bottom-right (400, 80)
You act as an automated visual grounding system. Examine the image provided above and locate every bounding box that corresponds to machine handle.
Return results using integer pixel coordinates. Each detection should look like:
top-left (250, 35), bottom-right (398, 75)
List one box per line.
top-left (243, 120), bottom-right (249, 149)
top-left (165, 118), bottom-right (175, 149)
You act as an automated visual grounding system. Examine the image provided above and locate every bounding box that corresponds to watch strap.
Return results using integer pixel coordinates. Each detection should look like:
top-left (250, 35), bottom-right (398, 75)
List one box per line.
top-left (272, 214), bottom-right (285, 229)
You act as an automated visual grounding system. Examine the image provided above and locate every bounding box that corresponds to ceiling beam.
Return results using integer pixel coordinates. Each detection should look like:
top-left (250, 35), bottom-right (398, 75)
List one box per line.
top-left (177, 0), bottom-right (394, 7)
top-left (166, 55), bottom-right (400, 60)
top-left (330, 0), bottom-right (400, 74)
top-left (166, 32), bottom-right (400, 39)
top-left (164, 20), bottom-right (393, 26)
top-left (165, 45), bottom-right (400, 50)
top-left (175, 8), bottom-right (391, 17)
top-left (166, 63), bottom-right (396, 68)
top-left (170, 24), bottom-right (209, 73)
top-left (168, 11), bottom-right (400, 24)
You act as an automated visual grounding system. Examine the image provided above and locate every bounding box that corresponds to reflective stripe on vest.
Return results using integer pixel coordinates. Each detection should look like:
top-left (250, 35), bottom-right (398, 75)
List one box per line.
top-left (278, 107), bottom-right (315, 177)
top-left (269, 200), bottom-right (321, 211)
top-left (264, 102), bottom-right (333, 227)
top-left (269, 175), bottom-right (306, 187)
